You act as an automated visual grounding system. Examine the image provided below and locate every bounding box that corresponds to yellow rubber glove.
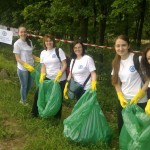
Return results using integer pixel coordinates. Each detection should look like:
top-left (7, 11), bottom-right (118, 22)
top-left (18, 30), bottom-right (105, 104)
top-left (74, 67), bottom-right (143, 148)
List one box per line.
top-left (130, 89), bottom-right (145, 104)
top-left (54, 71), bottom-right (63, 82)
top-left (117, 92), bottom-right (128, 108)
top-left (64, 82), bottom-right (69, 100)
top-left (145, 99), bottom-right (150, 115)
top-left (39, 73), bottom-right (46, 83)
top-left (23, 63), bottom-right (35, 72)
top-left (91, 80), bottom-right (97, 91)
top-left (34, 56), bottom-right (40, 62)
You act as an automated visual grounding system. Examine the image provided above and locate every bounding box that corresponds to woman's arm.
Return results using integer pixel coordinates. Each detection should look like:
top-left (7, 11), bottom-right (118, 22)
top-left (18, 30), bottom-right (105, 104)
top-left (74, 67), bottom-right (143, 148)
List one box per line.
top-left (40, 63), bottom-right (46, 74)
top-left (33, 55), bottom-right (40, 62)
top-left (15, 54), bottom-right (35, 72)
top-left (114, 79), bottom-right (122, 93)
top-left (32, 55), bottom-right (37, 59)
top-left (90, 71), bottom-right (97, 91)
top-left (114, 79), bottom-right (128, 107)
top-left (91, 71), bottom-right (97, 81)
top-left (60, 59), bottom-right (67, 73)
top-left (39, 63), bottom-right (46, 83)
top-left (141, 79), bottom-right (149, 92)
top-left (14, 54), bottom-right (25, 65)
top-left (66, 72), bottom-right (71, 82)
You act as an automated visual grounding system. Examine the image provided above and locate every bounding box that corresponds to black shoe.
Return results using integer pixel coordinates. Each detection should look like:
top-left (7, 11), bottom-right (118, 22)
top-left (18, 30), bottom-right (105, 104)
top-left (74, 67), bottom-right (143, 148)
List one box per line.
top-left (31, 112), bottom-right (38, 118)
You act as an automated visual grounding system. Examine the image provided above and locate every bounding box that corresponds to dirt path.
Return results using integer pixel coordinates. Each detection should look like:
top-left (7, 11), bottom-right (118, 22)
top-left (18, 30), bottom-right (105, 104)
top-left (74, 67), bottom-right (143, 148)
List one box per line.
top-left (0, 115), bottom-right (27, 150)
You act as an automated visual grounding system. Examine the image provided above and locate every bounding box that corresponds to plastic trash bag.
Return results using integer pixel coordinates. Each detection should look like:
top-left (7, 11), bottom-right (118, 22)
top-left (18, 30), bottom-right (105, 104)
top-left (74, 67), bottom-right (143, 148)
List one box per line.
top-left (31, 63), bottom-right (41, 88)
top-left (35, 63), bottom-right (42, 73)
top-left (31, 70), bottom-right (40, 88)
top-left (63, 90), bottom-right (112, 144)
top-left (119, 104), bottom-right (150, 150)
top-left (37, 80), bottom-right (62, 118)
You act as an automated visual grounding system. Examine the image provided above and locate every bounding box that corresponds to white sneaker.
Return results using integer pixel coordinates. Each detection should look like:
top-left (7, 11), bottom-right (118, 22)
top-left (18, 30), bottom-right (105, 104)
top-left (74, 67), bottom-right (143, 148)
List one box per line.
top-left (19, 100), bottom-right (29, 106)
top-left (19, 100), bottom-right (24, 105)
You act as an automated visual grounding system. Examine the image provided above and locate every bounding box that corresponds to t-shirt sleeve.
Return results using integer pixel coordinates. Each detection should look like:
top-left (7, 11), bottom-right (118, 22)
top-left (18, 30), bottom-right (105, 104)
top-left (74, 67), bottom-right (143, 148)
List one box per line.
top-left (40, 51), bottom-right (44, 63)
top-left (139, 55), bottom-right (142, 63)
top-left (148, 82), bottom-right (150, 88)
top-left (111, 69), bottom-right (114, 75)
top-left (87, 56), bottom-right (96, 72)
top-left (59, 48), bottom-right (66, 61)
top-left (13, 42), bottom-right (20, 54)
top-left (69, 59), bottom-right (74, 72)
top-left (30, 40), bottom-right (34, 49)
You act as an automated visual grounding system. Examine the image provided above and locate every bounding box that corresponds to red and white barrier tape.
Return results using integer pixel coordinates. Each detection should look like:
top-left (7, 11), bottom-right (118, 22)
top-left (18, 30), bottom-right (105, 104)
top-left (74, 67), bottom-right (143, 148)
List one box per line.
top-left (0, 24), bottom-right (113, 49)
top-left (27, 34), bottom-right (113, 49)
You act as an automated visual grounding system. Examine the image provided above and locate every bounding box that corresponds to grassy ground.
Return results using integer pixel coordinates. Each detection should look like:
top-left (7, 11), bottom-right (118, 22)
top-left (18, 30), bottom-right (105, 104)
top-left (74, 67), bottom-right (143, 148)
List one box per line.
top-left (0, 44), bottom-right (119, 150)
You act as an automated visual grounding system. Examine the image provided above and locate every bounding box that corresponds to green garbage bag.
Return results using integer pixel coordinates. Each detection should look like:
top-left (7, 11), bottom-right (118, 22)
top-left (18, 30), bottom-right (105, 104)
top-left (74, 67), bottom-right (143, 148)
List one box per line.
top-left (63, 90), bottom-right (112, 144)
top-left (31, 63), bottom-right (41, 88)
top-left (35, 63), bottom-right (42, 73)
top-left (37, 80), bottom-right (62, 118)
top-left (119, 104), bottom-right (150, 150)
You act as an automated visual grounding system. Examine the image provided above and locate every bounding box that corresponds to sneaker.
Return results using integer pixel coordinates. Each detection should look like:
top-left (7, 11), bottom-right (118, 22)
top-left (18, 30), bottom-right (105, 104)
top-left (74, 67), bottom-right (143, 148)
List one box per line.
top-left (19, 100), bottom-right (29, 106)
top-left (24, 103), bottom-right (29, 106)
top-left (19, 100), bottom-right (24, 105)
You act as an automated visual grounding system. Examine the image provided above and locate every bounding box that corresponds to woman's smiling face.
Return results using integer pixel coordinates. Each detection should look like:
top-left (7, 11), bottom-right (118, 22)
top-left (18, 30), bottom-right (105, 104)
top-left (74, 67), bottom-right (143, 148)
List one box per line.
top-left (73, 43), bottom-right (83, 57)
top-left (146, 49), bottom-right (150, 64)
top-left (45, 38), bottom-right (54, 49)
top-left (18, 27), bottom-right (27, 40)
top-left (115, 38), bottom-right (130, 58)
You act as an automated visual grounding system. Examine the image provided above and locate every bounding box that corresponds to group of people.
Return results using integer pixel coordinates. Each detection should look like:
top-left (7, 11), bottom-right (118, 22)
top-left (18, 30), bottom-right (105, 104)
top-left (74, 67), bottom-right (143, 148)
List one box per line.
top-left (13, 26), bottom-right (97, 119)
top-left (13, 26), bottom-right (150, 138)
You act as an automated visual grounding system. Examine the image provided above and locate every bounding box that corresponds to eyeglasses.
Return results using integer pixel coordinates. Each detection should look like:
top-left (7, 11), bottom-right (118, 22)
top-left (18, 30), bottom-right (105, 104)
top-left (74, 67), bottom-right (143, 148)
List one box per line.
top-left (74, 46), bottom-right (82, 50)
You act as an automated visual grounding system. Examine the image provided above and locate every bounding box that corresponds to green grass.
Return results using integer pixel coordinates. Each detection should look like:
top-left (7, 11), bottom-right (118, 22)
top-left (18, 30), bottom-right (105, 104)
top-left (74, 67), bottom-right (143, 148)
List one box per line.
top-left (0, 44), bottom-right (119, 150)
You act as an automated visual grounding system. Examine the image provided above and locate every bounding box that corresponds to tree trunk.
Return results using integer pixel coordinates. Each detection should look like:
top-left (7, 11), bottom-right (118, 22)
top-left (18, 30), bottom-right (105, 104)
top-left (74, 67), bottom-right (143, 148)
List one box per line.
top-left (99, 18), bottom-right (106, 45)
top-left (99, 3), bottom-right (107, 45)
top-left (137, 0), bottom-right (146, 48)
top-left (134, 19), bottom-right (140, 43)
top-left (93, 0), bottom-right (97, 43)
top-left (124, 14), bottom-right (128, 36)
top-left (79, 17), bottom-right (89, 43)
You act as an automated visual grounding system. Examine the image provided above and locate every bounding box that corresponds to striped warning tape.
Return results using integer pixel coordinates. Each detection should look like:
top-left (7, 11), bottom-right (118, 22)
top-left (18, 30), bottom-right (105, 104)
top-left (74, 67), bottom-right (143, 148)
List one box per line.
top-left (0, 24), bottom-right (113, 50)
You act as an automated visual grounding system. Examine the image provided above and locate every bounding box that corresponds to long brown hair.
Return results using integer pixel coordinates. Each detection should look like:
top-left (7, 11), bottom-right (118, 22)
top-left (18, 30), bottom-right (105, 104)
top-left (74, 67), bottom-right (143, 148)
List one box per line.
top-left (112, 35), bottom-right (130, 85)
top-left (141, 45), bottom-right (150, 78)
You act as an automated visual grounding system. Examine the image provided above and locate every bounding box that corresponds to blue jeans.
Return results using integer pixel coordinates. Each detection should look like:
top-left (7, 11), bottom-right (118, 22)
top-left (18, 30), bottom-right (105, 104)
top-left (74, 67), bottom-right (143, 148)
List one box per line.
top-left (17, 68), bottom-right (32, 102)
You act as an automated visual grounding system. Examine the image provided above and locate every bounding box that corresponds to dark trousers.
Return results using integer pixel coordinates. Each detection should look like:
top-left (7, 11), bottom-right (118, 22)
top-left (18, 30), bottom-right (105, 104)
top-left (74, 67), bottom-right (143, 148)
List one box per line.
top-left (31, 78), bottom-right (66, 118)
top-left (117, 101), bottom-right (147, 135)
top-left (147, 88), bottom-right (150, 99)
top-left (76, 88), bottom-right (85, 100)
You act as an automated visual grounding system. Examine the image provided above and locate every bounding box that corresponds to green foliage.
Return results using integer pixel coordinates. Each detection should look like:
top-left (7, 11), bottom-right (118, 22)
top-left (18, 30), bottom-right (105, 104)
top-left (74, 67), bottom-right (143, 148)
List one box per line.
top-left (0, 45), bottom-right (17, 80)
top-left (0, 0), bottom-right (149, 47)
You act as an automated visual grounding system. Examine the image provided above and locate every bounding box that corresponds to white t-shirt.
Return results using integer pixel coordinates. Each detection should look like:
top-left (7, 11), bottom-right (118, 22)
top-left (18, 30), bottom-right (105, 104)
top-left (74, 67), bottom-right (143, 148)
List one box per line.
top-left (118, 53), bottom-right (147, 103)
top-left (148, 82), bottom-right (150, 88)
top-left (70, 55), bottom-right (96, 90)
top-left (13, 39), bottom-right (34, 71)
top-left (40, 48), bottom-right (66, 81)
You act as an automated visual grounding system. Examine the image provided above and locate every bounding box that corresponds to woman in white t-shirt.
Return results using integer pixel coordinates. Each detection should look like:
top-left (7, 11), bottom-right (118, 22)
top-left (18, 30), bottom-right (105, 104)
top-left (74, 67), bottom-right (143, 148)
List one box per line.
top-left (112, 35), bottom-right (149, 134)
top-left (13, 26), bottom-right (40, 106)
top-left (63, 41), bottom-right (97, 100)
top-left (31, 34), bottom-right (67, 118)
top-left (141, 45), bottom-right (150, 115)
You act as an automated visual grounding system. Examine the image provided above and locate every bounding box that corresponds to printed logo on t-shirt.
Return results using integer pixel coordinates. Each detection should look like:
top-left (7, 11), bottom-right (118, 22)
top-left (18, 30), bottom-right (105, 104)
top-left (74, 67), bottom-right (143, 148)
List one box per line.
top-left (52, 54), bottom-right (57, 58)
top-left (78, 65), bottom-right (83, 69)
top-left (129, 65), bottom-right (136, 72)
